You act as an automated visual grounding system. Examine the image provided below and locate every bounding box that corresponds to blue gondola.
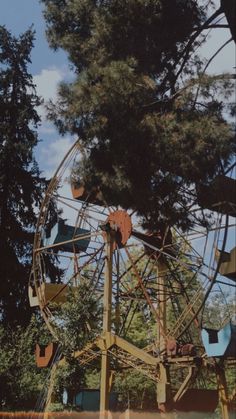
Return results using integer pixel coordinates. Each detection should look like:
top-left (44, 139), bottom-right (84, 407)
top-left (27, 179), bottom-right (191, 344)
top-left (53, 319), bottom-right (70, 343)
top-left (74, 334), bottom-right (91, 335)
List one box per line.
top-left (201, 321), bottom-right (236, 358)
top-left (43, 218), bottom-right (90, 253)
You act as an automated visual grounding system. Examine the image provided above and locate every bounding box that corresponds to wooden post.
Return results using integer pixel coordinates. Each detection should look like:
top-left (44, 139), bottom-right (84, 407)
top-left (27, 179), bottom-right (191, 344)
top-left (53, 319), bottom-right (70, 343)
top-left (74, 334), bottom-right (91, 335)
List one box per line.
top-left (216, 362), bottom-right (229, 419)
top-left (157, 363), bottom-right (171, 413)
top-left (156, 259), bottom-right (172, 412)
top-left (99, 230), bottom-right (114, 419)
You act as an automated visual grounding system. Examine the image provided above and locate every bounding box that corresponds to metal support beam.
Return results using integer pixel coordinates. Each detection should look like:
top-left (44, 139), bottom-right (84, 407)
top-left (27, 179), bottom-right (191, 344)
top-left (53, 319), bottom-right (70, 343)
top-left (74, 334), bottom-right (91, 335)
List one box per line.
top-left (115, 251), bottom-right (120, 335)
top-left (99, 230), bottom-right (114, 419)
top-left (43, 363), bottom-right (57, 419)
top-left (110, 333), bottom-right (159, 365)
top-left (216, 362), bottom-right (229, 419)
top-left (173, 366), bottom-right (195, 403)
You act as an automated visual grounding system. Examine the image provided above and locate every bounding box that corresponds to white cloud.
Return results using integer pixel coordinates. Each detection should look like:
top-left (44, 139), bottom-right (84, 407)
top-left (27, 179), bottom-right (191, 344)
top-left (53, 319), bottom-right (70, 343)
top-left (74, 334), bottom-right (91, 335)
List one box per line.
top-left (39, 136), bottom-right (78, 223)
top-left (40, 137), bottom-right (74, 178)
top-left (33, 67), bottom-right (67, 121)
top-left (33, 67), bottom-right (64, 102)
top-left (33, 67), bottom-right (75, 178)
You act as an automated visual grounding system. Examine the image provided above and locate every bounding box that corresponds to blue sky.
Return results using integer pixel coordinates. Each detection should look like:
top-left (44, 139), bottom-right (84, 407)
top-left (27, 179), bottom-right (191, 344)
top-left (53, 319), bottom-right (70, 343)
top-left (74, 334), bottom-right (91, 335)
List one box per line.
top-left (0, 0), bottom-right (66, 73)
top-left (0, 0), bottom-right (75, 177)
top-left (0, 0), bottom-right (235, 178)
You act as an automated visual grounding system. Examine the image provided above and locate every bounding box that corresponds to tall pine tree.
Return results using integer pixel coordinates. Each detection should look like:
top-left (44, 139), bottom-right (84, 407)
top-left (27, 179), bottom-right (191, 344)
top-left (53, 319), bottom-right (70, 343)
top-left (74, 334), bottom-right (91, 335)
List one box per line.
top-left (42, 0), bottom-right (235, 230)
top-left (0, 27), bottom-right (45, 325)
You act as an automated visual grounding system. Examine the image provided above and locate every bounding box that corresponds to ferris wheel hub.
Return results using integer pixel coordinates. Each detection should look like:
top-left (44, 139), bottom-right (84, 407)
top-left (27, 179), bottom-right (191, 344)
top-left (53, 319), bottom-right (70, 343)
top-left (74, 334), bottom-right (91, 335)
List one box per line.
top-left (102, 210), bottom-right (132, 248)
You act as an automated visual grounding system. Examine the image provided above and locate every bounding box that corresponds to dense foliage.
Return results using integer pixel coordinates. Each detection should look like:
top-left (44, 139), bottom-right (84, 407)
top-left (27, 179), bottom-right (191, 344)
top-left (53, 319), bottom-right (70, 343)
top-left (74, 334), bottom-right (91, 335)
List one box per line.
top-left (42, 0), bottom-right (235, 231)
top-left (54, 281), bottom-right (101, 352)
top-left (0, 27), bottom-right (47, 325)
top-left (0, 316), bottom-right (50, 410)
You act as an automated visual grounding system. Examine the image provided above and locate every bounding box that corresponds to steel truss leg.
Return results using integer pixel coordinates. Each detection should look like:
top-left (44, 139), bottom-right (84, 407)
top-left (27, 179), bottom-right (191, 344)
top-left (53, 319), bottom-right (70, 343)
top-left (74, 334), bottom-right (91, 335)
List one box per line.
top-left (43, 362), bottom-right (57, 419)
top-left (99, 230), bottom-right (114, 419)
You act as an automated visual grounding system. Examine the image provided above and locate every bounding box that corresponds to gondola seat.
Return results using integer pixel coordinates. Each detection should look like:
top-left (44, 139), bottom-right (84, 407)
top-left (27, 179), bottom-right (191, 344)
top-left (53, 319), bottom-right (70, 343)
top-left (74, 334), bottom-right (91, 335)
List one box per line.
top-left (28, 283), bottom-right (68, 307)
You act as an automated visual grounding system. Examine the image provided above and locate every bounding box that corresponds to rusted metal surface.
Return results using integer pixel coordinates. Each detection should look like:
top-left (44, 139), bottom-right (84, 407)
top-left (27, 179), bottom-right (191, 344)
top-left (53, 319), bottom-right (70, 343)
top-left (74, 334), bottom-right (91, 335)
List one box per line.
top-left (71, 182), bottom-right (103, 205)
top-left (104, 210), bottom-right (132, 248)
top-left (179, 343), bottom-right (196, 357)
top-left (166, 338), bottom-right (178, 357)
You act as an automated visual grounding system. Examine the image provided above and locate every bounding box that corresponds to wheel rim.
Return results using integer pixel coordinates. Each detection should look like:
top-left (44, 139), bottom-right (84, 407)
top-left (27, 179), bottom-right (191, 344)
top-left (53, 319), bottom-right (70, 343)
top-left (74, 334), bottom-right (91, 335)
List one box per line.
top-left (32, 140), bottom-right (232, 355)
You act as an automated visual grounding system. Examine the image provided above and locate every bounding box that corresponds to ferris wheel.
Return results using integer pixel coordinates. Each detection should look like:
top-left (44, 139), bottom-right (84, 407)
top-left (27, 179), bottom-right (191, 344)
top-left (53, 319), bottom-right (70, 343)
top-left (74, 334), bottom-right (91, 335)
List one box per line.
top-left (30, 140), bottom-right (236, 417)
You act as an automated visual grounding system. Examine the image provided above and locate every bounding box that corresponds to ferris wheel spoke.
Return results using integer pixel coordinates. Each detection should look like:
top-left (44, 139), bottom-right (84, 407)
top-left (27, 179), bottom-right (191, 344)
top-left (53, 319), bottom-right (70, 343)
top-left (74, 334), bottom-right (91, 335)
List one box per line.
top-left (34, 231), bottom-right (102, 253)
top-left (76, 243), bottom-right (105, 274)
top-left (172, 226), bottom-right (205, 260)
top-left (52, 194), bottom-right (84, 214)
top-left (117, 250), bottom-right (147, 293)
top-left (132, 231), bottom-right (200, 275)
top-left (124, 247), bottom-right (167, 339)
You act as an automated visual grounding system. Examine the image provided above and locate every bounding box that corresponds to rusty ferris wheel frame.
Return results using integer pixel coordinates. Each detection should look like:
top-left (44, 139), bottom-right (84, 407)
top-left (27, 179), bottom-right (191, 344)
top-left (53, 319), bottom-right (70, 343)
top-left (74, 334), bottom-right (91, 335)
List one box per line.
top-left (30, 140), bottom-right (236, 419)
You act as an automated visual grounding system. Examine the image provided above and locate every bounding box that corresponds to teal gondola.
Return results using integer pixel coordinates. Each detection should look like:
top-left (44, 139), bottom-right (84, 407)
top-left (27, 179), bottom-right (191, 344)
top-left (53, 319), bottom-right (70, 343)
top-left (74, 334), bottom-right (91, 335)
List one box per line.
top-left (43, 218), bottom-right (90, 253)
